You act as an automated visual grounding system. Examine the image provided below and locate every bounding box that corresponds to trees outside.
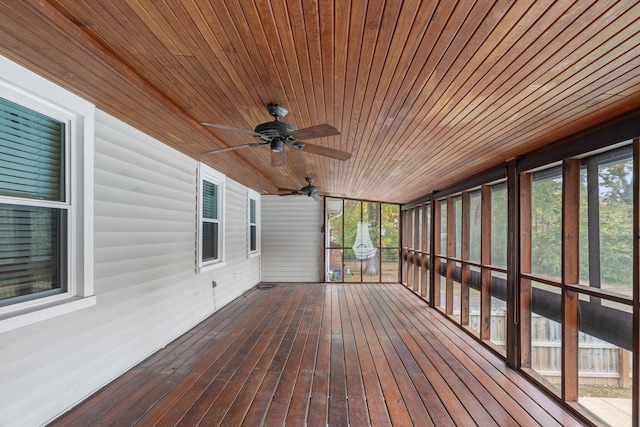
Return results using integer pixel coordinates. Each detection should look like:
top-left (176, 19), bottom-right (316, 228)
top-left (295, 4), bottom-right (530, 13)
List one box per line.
top-left (531, 169), bottom-right (563, 279)
top-left (528, 151), bottom-right (633, 293)
top-left (595, 157), bottom-right (633, 293)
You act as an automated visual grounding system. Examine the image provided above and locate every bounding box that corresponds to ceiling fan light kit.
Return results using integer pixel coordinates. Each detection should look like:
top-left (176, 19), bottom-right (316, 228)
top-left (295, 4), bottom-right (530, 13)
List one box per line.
top-left (269, 139), bottom-right (284, 153)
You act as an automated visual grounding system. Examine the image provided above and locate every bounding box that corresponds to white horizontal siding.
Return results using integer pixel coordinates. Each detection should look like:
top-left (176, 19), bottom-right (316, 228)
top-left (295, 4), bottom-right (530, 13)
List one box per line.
top-left (0, 109), bottom-right (261, 427)
top-left (261, 196), bottom-right (323, 282)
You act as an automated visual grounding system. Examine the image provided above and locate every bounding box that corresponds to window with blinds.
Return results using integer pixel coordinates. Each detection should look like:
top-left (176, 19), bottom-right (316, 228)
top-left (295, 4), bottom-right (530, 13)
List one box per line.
top-left (0, 97), bottom-right (67, 305)
top-left (202, 180), bottom-right (219, 262)
top-left (249, 198), bottom-right (257, 251)
top-left (198, 163), bottom-right (225, 271)
top-left (247, 190), bottom-right (260, 256)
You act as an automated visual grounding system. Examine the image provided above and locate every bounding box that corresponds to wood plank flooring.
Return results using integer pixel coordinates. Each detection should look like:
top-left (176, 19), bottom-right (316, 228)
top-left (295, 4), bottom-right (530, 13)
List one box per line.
top-left (49, 283), bottom-right (585, 426)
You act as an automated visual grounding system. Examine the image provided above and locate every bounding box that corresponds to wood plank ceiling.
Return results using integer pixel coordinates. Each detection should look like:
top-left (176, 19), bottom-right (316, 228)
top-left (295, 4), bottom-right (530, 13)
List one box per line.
top-left (1, 1), bottom-right (640, 203)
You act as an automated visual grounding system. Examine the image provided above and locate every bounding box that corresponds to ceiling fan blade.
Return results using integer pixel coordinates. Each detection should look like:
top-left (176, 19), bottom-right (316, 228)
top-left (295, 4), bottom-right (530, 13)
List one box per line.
top-left (271, 150), bottom-right (286, 167)
top-left (277, 187), bottom-right (300, 193)
top-left (201, 122), bottom-right (264, 138)
top-left (286, 123), bottom-right (340, 140)
top-left (201, 142), bottom-right (263, 155)
top-left (277, 187), bottom-right (302, 196)
top-left (297, 142), bottom-right (352, 160)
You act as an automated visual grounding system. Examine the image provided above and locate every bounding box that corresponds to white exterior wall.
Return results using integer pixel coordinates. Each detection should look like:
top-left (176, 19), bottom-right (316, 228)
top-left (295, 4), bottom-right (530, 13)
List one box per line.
top-left (0, 100), bottom-right (260, 425)
top-left (261, 195), bottom-right (323, 282)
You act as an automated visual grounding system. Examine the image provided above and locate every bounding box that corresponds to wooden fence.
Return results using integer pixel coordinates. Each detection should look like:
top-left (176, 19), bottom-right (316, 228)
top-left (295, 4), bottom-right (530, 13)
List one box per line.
top-left (469, 312), bottom-right (631, 387)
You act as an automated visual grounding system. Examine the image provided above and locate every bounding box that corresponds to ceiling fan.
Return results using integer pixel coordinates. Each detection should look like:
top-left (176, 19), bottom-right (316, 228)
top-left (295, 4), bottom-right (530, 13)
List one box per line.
top-left (201, 103), bottom-right (351, 166)
top-left (278, 177), bottom-right (324, 200)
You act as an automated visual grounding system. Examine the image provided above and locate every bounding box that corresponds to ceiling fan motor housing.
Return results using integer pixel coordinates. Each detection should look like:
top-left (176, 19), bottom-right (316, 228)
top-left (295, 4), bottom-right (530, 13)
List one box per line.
top-left (302, 185), bottom-right (319, 196)
top-left (254, 120), bottom-right (297, 139)
top-left (254, 120), bottom-right (297, 152)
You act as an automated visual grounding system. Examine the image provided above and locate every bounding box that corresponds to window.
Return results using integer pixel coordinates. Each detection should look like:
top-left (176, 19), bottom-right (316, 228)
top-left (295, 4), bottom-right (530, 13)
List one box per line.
top-left (0, 97), bottom-right (67, 305)
top-left (198, 163), bottom-right (225, 271)
top-left (0, 55), bottom-right (94, 332)
top-left (247, 189), bottom-right (260, 257)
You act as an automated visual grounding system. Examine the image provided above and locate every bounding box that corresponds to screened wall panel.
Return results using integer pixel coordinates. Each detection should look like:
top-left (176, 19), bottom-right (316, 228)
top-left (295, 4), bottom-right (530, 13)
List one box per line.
top-left (326, 197), bottom-right (400, 283)
top-left (402, 139), bottom-right (638, 426)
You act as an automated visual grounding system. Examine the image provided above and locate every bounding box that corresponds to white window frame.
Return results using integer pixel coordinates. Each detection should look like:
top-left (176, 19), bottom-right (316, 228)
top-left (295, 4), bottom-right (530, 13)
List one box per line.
top-left (0, 55), bottom-right (95, 333)
top-left (197, 163), bottom-right (226, 272)
top-left (247, 189), bottom-right (261, 258)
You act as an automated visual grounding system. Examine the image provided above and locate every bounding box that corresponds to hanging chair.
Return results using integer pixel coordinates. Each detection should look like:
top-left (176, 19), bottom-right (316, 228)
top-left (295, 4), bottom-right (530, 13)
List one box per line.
top-left (352, 222), bottom-right (377, 260)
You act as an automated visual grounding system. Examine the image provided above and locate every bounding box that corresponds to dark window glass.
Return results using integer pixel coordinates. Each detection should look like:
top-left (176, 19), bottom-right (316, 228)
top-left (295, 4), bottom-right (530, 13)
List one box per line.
top-left (202, 222), bottom-right (219, 261)
top-left (250, 225), bottom-right (257, 252)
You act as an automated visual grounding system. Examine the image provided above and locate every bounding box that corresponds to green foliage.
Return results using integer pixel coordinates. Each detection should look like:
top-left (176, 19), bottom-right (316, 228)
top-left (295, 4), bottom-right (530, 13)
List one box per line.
top-left (598, 160), bottom-right (633, 288)
top-left (469, 192), bottom-right (482, 263)
top-left (342, 200), bottom-right (361, 254)
top-left (381, 203), bottom-right (400, 247)
top-left (600, 161), bottom-right (633, 205)
top-left (334, 200), bottom-right (399, 263)
top-left (531, 175), bottom-right (562, 278)
top-left (531, 157), bottom-right (633, 290)
top-left (491, 187), bottom-right (508, 268)
top-left (599, 203), bottom-right (633, 286)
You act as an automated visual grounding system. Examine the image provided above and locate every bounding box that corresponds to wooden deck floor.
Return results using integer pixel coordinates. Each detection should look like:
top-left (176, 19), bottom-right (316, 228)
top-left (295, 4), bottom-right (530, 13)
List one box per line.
top-left (49, 283), bottom-right (585, 426)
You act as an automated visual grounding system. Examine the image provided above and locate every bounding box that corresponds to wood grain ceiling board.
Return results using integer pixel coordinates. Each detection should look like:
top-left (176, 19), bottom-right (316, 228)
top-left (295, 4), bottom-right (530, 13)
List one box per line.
top-left (0, 0), bottom-right (639, 203)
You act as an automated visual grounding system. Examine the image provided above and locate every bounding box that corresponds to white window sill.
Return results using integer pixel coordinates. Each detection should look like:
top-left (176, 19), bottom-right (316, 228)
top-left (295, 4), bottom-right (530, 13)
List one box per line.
top-left (0, 296), bottom-right (97, 334)
top-left (198, 261), bottom-right (227, 274)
